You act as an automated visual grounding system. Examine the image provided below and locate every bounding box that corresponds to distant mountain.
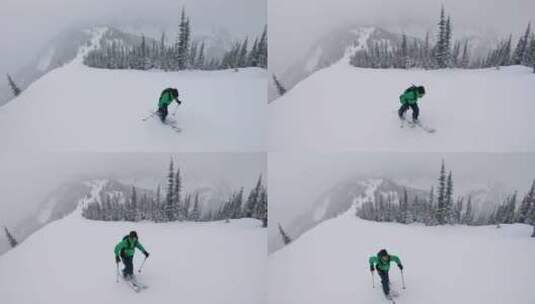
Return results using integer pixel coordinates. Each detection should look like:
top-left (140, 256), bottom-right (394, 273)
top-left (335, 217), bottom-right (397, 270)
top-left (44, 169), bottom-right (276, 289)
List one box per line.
top-left (270, 178), bottom-right (428, 253)
top-left (0, 27), bottom-right (150, 107)
top-left (1, 28), bottom-right (92, 106)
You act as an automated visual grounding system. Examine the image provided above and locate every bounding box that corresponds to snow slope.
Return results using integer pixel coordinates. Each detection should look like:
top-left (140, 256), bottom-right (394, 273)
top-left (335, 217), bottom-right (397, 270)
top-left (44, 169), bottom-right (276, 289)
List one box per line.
top-left (0, 210), bottom-right (266, 304)
top-left (0, 28), bottom-right (266, 152)
top-left (269, 207), bottom-right (535, 304)
top-left (268, 60), bottom-right (535, 152)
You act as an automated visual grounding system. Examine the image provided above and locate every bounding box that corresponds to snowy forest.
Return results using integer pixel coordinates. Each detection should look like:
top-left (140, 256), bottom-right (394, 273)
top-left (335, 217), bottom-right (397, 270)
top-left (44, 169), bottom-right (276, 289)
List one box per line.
top-left (82, 159), bottom-right (267, 227)
top-left (356, 160), bottom-right (535, 236)
top-left (350, 6), bottom-right (535, 71)
top-left (83, 7), bottom-right (267, 71)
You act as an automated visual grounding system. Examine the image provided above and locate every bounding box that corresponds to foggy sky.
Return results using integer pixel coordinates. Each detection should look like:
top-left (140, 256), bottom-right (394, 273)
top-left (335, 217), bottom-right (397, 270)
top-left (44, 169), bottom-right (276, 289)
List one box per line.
top-left (269, 0), bottom-right (535, 75)
top-left (0, 0), bottom-right (265, 79)
top-left (269, 152), bottom-right (535, 229)
top-left (0, 151), bottom-right (266, 227)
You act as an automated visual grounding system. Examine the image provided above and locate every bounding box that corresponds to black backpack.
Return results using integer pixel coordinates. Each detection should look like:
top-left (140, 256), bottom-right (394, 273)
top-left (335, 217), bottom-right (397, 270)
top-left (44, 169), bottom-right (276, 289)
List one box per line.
top-left (406, 85), bottom-right (425, 95)
top-left (162, 88), bottom-right (179, 99)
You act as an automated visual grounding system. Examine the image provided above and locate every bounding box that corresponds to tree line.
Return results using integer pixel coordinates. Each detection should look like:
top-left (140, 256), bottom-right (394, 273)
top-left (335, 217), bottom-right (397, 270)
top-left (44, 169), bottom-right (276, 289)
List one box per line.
top-left (356, 160), bottom-right (535, 237)
top-left (84, 7), bottom-right (267, 71)
top-left (82, 158), bottom-right (267, 227)
top-left (350, 6), bottom-right (535, 72)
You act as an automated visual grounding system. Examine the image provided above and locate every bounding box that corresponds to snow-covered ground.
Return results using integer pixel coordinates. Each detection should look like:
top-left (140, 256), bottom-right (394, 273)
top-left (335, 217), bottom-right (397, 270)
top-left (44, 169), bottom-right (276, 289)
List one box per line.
top-left (0, 209), bottom-right (266, 304)
top-left (269, 207), bottom-right (535, 304)
top-left (268, 60), bottom-right (535, 152)
top-left (0, 29), bottom-right (266, 152)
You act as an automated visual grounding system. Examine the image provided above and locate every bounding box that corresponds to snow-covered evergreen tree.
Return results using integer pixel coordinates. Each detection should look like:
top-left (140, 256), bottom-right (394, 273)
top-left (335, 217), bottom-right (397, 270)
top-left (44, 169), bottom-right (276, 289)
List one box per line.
top-left (165, 159), bottom-right (176, 221)
top-left (278, 224), bottom-right (291, 245)
top-left (3, 226), bottom-right (18, 248)
top-left (462, 196), bottom-right (474, 225)
top-left (512, 22), bottom-right (531, 65)
top-left (7, 74), bottom-right (21, 97)
top-left (272, 74), bottom-right (287, 96)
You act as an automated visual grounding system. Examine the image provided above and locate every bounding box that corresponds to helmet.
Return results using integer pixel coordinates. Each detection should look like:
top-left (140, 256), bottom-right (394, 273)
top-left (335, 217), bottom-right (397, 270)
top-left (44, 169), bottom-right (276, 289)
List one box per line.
top-left (129, 231), bottom-right (138, 239)
top-left (378, 249), bottom-right (388, 258)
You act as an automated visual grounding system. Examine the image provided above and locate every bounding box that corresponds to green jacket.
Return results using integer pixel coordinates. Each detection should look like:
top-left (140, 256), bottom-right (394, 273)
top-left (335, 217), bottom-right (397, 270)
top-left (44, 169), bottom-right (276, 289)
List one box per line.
top-left (399, 88), bottom-right (424, 105)
top-left (114, 236), bottom-right (146, 258)
top-left (369, 254), bottom-right (402, 272)
top-left (158, 89), bottom-right (177, 108)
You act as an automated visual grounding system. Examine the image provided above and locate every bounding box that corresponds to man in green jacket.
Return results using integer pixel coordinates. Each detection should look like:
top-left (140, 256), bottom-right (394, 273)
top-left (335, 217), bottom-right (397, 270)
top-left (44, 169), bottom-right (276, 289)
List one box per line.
top-left (369, 249), bottom-right (403, 298)
top-left (398, 85), bottom-right (425, 123)
top-left (114, 231), bottom-right (149, 279)
top-left (158, 88), bottom-right (181, 122)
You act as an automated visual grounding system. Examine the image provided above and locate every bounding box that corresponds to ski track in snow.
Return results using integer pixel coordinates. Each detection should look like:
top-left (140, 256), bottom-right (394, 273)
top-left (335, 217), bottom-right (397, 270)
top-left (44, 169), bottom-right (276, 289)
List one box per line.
top-left (269, 215), bottom-right (535, 304)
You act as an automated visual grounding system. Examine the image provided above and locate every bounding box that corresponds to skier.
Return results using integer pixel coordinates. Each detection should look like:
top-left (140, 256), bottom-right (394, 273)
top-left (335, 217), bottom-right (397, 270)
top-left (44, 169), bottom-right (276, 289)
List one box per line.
top-left (114, 231), bottom-right (150, 280)
top-left (157, 87), bottom-right (181, 122)
top-left (369, 249), bottom-right (403, 299)
top-left (398, 85), bottom-right (425, 123)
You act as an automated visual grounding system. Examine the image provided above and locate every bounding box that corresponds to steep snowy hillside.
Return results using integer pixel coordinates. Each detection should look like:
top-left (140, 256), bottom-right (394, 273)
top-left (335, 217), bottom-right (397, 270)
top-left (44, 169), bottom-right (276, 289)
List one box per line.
top-left (269, 207), bottom-right (535, 304)
top-left (0, 197), bottom-right (266, 304)
top-left (0, 28), bottom-right (266, 152)
top-left (269, 178), bottom-right (427, 253)
top-left (268, 59), bottom-right (535, 152)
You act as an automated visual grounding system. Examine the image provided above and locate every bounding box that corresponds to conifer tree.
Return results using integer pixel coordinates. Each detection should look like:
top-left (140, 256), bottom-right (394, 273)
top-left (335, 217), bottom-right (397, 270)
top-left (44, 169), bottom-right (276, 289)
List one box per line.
top-left (512, 22), bottom-right (531, 65)
top-left (462, 196), bottom-right (474, 225)
top-left (436, 160), bottom-right (447, 224)
top-left (191, 192), bottom-right (201, 221)
top-left (165, 159), bottom-right (176, 221)
top-left (272, 74), bottom-right (287, 96)
top-left (3, 226), bottom-right (18, 248)
top-left (445, 171), bottom-right (454, 223)
top-left (7, 74), bottom-right (21, 96)
top-left (174, 167), bottom-right (183, 220)
top-left (278, 223), bottom-right (291, 245)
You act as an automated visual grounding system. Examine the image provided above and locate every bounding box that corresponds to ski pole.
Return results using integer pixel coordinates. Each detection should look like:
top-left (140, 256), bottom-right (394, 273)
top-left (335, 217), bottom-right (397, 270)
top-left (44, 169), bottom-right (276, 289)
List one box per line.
top-left (172, 102), bottom-right (180, 117)
top-left (401, 270), bottom-right (406, 289)
top-left (371, 270), bottom-right (375, 288)
top-left (142, 110), bottom-right (158, 121)
top-left (138, 256), bottom-right (148, 273)
top-left (116, 263), bottom-right (120, 283)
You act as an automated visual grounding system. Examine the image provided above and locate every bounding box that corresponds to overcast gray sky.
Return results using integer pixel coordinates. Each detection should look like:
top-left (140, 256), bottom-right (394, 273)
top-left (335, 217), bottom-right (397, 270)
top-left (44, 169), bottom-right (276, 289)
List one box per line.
top-left (0, 0), bottom-right (265, 78)
top-left (269, 152), bottom-right (535, 228)
top-left (269, 0), bottom-right (535, 74)
top-left (0, 151), bottom-right (266, 227)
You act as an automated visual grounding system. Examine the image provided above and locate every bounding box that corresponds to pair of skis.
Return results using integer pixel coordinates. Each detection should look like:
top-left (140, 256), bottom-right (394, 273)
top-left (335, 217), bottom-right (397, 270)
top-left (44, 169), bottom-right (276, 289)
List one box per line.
top-left (400, 117), bottom-right (436, 133)
top-left (123, 275), bottom-right (149, 292)
top-left (142, 110), bottom-right (182, 133)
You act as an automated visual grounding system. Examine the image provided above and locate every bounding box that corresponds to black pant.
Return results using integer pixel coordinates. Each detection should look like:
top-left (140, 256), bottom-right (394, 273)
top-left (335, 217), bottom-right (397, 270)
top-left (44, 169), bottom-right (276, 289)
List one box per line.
top-left (377, 269), bottom-right (390, 295)
top-left (122, 256), bottom-right (134, 277)
top-left (398, 103), bottom-right (419, 121)
top-left (158, 106), bottom-right (168, 122)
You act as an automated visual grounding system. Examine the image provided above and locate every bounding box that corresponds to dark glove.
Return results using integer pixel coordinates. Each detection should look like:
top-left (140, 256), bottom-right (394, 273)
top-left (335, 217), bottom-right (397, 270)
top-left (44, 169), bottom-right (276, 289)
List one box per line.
top-left (398, 264), bottom-right (404, 270)
top-left (115, 256), bottom-right (121, 263)
top-left (370, 265), bottom-right (375, 272)
top-left (176, 99), bottom-right (182, 105)
top-left (143, 251), bottom-right (150, 258)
